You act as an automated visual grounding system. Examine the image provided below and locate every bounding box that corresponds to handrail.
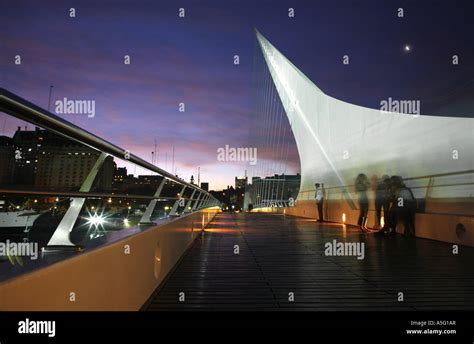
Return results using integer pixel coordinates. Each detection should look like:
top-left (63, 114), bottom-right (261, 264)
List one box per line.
top-left (298, 169), bottom-right (474, 193)
top-left (0, 188), bottom-right (202, 201)
top-left (0, 87), bottom-right (213, 198)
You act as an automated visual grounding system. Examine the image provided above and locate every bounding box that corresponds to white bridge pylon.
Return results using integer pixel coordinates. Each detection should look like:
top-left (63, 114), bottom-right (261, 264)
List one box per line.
top-left (254, 29), bottom-right (473, 204)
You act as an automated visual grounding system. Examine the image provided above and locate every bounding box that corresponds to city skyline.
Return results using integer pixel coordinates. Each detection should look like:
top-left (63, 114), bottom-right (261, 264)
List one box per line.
top-left (0, 125), bottom-right (248, 192)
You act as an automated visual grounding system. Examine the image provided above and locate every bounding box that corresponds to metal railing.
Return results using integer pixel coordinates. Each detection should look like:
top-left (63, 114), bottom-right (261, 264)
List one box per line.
top-left (296, 169), bottom-right (474, 215)
top-left (0, 88), bottom-right (219, 250)
top-left (249, 178), bottom-right (297, 209)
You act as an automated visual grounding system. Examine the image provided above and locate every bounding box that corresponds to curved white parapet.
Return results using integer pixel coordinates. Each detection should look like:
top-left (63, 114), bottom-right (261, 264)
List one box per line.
top-left (255, 30), bottom-right (474, 205)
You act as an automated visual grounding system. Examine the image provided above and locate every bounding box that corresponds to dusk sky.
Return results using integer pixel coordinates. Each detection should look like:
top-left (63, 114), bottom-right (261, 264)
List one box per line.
top-left (2, 0), bottom-right (473, 190)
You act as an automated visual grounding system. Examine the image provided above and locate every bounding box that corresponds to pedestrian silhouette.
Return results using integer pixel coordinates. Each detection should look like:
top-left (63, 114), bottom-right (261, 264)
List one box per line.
top-left (315, 183), bottom-right (324, 222)
top-left (395, 178), bottom-right (417, 236)
top-left (382, 176), bottom-right (401, 235)
top-left (355, 174), bottom-right (369, 231)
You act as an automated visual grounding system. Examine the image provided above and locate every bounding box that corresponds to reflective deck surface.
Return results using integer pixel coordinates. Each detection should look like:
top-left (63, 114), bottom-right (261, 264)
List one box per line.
top-left (146, 213), bottom-right (474, 311)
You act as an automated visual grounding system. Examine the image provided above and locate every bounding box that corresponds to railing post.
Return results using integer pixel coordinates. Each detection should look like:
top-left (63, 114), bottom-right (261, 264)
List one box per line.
top-left (139, 177), bottom-right (167, 224)
top-left (204, 195), bottom-right (211, 208)
top-left (184, 189), bottom-right (197, 213)
top-left (45, 152), bottom-right (108, 250)
top-left (197, 194), bottom-right (208, 209)
top-left (169, 185), bottom-right (187, 216)
top-left (192, 192), bottom-right (203, 211)
top-left (203, 195), bottom-right (211, 208)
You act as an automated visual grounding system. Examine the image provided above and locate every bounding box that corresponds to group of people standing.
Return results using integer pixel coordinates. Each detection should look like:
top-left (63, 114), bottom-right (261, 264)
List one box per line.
top-left (356, 174), bottom-right (417, 236)
top-left (315, 174), bottom-right (417, 236)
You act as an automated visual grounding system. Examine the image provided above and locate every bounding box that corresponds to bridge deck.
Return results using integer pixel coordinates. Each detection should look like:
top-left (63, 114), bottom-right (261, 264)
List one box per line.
top-left (144, 213), bottom-right (474, 311)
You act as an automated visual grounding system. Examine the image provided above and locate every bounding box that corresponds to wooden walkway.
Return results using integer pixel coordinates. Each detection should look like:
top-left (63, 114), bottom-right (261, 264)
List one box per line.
top-left (144, 212), bottom-right (474, 311)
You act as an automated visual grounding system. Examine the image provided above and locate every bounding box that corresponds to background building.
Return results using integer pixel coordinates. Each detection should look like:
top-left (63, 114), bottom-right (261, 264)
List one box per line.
top-left (0, 136), bottom-right (15, 185)
top-left (35, 144), bottom-right (115, 191)
top-left (200, 182), bottom-right (209, 192)
top-left (235, 176), bottom-right (247, 190)
top-left (1, 127), bottom-right (115, 191)
top-left (114, 167), bottom-right (128, 184)
top-left (12, 126), bottom-right (41, 186)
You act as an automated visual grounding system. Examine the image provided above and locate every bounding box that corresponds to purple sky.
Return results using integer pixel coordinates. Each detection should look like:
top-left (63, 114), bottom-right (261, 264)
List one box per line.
top-left (2, 1), bottom-right (301, 189)
top-left (2, 0), bottom-right (473, 189)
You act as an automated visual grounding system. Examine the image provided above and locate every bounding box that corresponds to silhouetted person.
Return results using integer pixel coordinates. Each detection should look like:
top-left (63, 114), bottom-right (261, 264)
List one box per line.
top-left (385, 176), bottom-right (403, 236)
top-left (395, 178), bottom-right (417, 236)
top-left (355, 174), bottom-right (369, 230)
top-left (375, 175), bottom-right (390, 230)
top-left (315, 183), bottom-right (324, 222)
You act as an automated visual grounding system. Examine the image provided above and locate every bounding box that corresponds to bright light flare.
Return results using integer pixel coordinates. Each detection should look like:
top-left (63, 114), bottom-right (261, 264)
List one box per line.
top-left (84, 209), bottom-right (110, 229)
top-left (87, 213), bottom-right (105, 227)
